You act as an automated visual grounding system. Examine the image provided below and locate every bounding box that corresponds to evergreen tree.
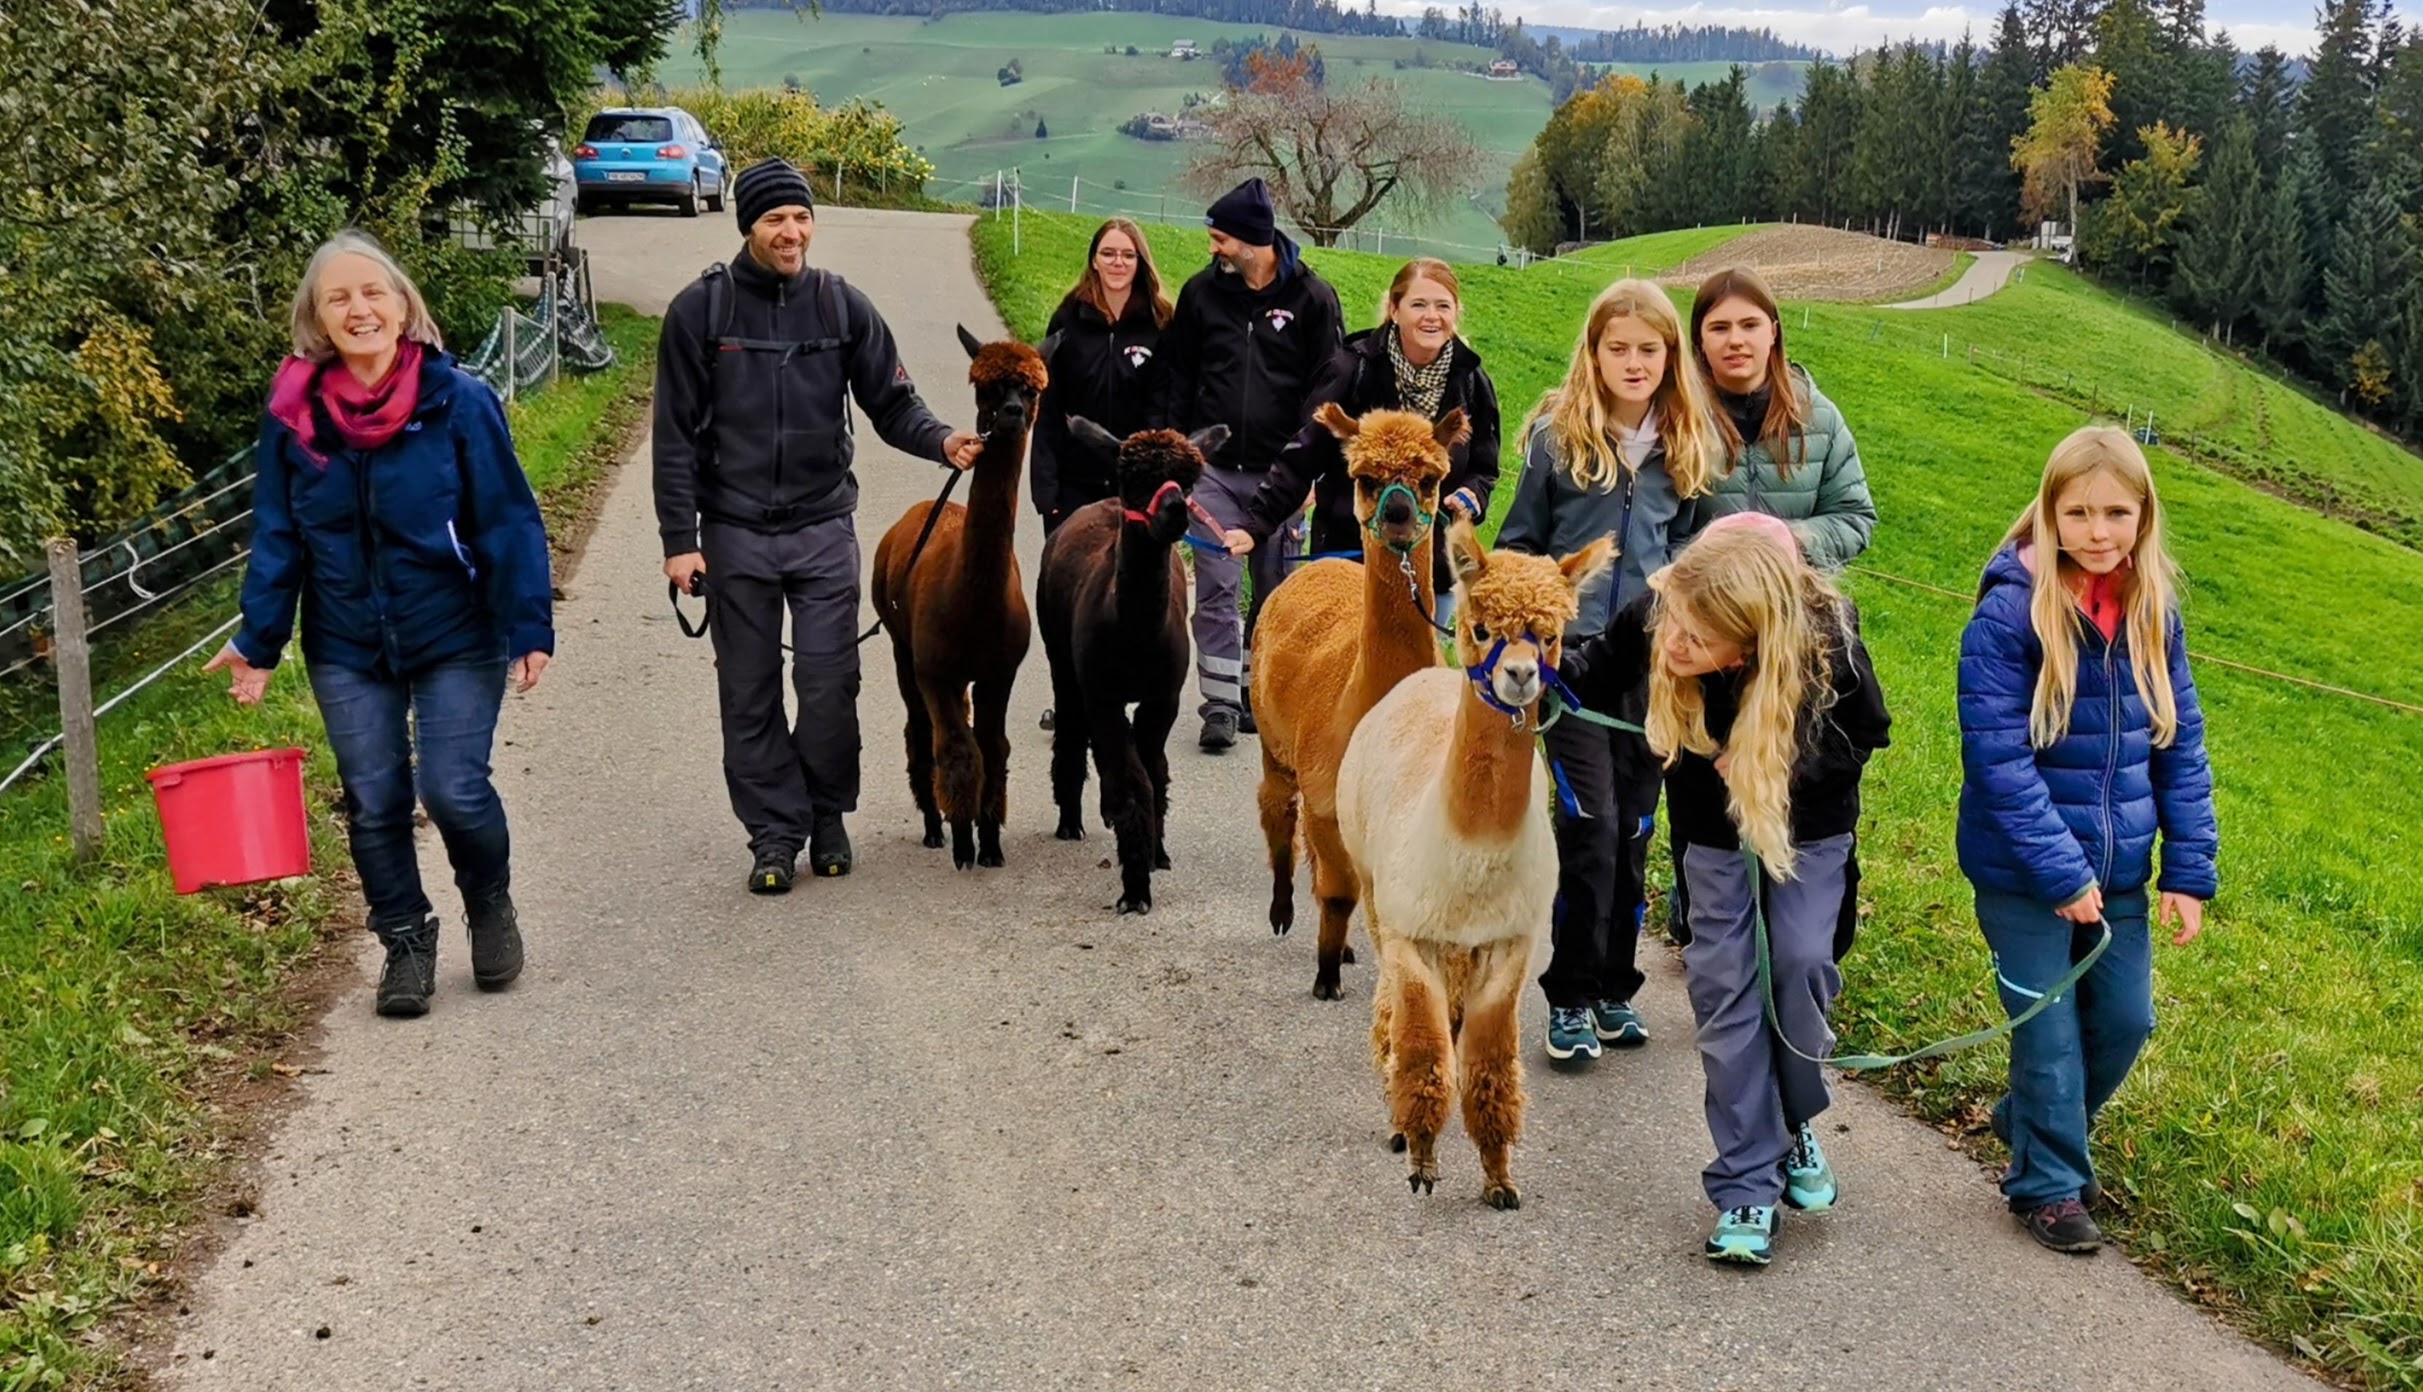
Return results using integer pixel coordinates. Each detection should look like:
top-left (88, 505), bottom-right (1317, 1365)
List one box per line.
top-left (1936, 39), bottom-right (1980, 236)
top-left (2172, 113), bottom-right (2257, 331)
top-left (1680, 67), bottom-right (1758, 227)
top-left (2025, 0), bottom-right (2104, 68)
top-left (2249, 147), bottom-right (2313, 354)
top-left (2241, 46), bottom-right (2296, 173)
top-left (2093, 0), bottom-right (2166, 166)
top-left (2302, 0), bottom-right (2385, 230)
top-left (1794, 60), bottom-right (1862, 226)
top-left (1963, 4), bottom-right (2037, 238)
top-left (2313, 174), bottom-right (2410, 395)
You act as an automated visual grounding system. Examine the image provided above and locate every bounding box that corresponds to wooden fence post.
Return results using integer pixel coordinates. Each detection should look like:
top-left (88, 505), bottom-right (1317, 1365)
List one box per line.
top-left (45, 539), bottom-right (104, 861)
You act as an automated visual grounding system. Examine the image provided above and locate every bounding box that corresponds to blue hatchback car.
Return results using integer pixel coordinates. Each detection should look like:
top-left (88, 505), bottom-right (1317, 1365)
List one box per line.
top-left (574, 108), bottom-right (729, 218)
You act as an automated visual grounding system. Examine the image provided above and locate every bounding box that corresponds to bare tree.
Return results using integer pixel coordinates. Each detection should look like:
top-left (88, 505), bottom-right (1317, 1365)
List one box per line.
top-left (1185, 52), bottom-right (1480, 247)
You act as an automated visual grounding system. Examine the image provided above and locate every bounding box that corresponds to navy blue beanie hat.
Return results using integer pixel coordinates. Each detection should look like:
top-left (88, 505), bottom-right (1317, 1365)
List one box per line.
top-left (1205, 178), bottom-right (1277, 247)
top-left (735, 158), bottom-right (816, 233)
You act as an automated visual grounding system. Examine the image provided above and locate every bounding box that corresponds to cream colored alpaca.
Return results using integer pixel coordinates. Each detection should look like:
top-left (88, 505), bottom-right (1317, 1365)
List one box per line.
top-left (1250, 404), bottom-right (1465, 1000)
top-left (1337, 520), bottom-right (1613, 1208)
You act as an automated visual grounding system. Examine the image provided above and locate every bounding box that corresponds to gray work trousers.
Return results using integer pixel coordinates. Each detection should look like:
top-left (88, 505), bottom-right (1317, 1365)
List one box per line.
top-left (1681, 834), bottom-right (1854, 1210)
top-left (1189, 463), bottom-right (1299, 715)
top-left (699, 518), bottom-right (863, 857)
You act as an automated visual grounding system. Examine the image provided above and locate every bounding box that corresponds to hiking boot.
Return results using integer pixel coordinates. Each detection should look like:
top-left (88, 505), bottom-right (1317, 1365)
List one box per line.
top-left (465, 887), bottom-right (524, 991)
top-left (1705, 1205), bottom-right (1776, 1266)
top-left (2017, 1197), bottom-right (2103, 1254)
top-left (1198, 706), bottom-right (1239, 753)
top-left (1990, 1096), bottom-right (2101, 1208)
top-left (1544, 1005), bottom-right (1601, 1062)
top-left (1591, 998), bottom-right (1648, 1045)
top-left (811, 814), bottom-right (854, 878)
top-left (375, 919), bottom-right (439, 1019)
top-left (748, 849), bottom-right (796, 895)
top-left (1784, 1123), bottom-right (1837, 1213)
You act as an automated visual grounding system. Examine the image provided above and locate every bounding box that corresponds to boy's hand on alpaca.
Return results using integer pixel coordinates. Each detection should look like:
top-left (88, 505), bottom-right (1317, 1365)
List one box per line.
top-left (2159, 892), bottom-right (2206, 946)
top-left (2055, 883), bottom-right (2104, 925)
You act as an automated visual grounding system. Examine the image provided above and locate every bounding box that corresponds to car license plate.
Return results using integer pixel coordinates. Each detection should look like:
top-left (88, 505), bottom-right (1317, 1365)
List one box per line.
top-left (606, 171), bottom-right (644, 183)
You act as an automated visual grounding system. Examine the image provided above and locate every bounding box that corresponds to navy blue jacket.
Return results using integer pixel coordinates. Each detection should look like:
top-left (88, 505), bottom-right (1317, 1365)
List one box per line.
top-left (236, 353), bottom-right (556, 676)
top-left (1956, 545), bottom-right (2217, 905)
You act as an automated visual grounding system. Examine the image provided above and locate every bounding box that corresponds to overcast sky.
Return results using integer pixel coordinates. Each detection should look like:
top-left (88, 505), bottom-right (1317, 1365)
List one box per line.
top-left (1392, 3), bottom-right (2328, 58)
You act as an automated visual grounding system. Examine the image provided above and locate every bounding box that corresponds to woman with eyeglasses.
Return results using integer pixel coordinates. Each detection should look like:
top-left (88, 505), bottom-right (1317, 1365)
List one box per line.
top-left (1029, 218), bottom-right (1175, 534)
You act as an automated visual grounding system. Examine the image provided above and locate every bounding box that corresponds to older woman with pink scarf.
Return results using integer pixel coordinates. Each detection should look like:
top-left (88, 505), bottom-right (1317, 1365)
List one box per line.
top-left (207, 231), bottom-right (555, 1020)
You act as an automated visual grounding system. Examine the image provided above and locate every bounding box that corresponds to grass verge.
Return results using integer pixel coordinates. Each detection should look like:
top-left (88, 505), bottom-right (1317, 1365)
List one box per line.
top-left (974, 209), bottom-right (2423, 1387)
top-left (0, 306), bottom-right (658, 1388)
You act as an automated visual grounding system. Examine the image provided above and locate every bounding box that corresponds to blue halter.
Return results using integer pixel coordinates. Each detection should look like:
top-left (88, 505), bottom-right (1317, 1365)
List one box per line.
top-left (1463, 633), bottom-right (1543, 727)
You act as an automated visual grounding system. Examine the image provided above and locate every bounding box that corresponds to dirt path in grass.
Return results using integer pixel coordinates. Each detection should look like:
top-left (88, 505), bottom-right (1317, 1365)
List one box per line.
top-left (148, 207), bottom-right (2316, 1392)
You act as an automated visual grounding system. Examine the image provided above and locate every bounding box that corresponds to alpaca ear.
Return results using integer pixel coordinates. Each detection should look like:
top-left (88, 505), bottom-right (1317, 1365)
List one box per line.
top-left (1067, 416), bottom-right (1124, 459)
top-left (1446, 516), bottom-right (1487, 588)
top-left (1186, 424), bottom-right (1230, 459)
top-left (1314, 401), bottom-right (1359, 440)
top-left (1560, 536), bottom-right (1618, 591)
top-left (957, 324), bottom-right (984, 360)
top-left (1432, 407), bottom-right (1471, 450)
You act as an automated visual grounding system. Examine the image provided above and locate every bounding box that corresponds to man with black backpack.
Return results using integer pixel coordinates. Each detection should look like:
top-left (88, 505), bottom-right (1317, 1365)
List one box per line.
top-left (653, 157), bottom-right (982, 894)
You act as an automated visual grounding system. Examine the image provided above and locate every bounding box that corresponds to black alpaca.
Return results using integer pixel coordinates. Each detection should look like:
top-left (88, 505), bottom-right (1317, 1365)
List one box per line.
top-left (1037, 419), bottom-right (1228, 914)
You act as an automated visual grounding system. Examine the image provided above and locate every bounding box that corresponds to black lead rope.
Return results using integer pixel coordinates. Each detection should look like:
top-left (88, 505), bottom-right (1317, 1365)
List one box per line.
top-left (668, 465), bottom-right (967, 651)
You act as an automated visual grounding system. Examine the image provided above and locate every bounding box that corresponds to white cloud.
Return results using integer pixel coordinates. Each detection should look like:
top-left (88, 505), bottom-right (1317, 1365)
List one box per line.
top-left (1375, 1), bottom-right (2322, 57)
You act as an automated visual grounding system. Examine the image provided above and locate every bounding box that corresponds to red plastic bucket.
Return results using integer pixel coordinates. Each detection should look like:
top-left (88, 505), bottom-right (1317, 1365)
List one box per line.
top-left (146, 748), bottom-right (313, 894)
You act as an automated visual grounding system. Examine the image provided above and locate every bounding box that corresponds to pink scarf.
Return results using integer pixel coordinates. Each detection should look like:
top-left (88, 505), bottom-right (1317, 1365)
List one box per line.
top-left (269, 341), bottom-right (425, 463)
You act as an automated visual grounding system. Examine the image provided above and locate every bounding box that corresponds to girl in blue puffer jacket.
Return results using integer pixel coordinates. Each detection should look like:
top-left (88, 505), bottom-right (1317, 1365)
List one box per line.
top-left (1957, 425), bottom-right (2217, 1255)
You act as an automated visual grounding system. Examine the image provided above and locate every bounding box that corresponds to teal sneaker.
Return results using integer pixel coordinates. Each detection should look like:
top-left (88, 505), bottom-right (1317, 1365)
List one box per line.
top-left (1591, 998), bottom-right (1647, 1045)
top-left (1545, 1005), bottom-right (1601, 1061)
top-left (1784, 1123), bottom-right (1837, 1212)
top-left (1705, 1205), bottom-right (1776, 1265)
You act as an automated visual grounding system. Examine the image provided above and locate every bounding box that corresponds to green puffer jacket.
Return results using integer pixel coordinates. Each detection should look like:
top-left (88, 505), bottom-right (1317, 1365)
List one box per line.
top-left (1703, 363), bottom-right (1876, 569)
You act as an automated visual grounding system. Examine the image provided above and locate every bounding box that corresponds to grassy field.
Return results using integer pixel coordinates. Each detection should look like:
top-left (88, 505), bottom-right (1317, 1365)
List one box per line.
top-left (974, 210), bottom-right (2423, 1387)
top-left (657, 11), bottom-right (1802, 258)
top-left (0, 308), bottom-right (660, 1386)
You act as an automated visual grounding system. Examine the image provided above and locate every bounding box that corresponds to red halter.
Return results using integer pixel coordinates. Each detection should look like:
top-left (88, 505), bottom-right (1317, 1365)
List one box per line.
top-left (1124, 479), bottom-right (1187, 525)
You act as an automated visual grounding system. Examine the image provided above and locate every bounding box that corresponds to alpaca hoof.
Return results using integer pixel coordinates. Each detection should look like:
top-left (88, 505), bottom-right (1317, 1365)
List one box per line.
top-left (1312, 974), bottom-right (1344, 1001)
top-left (1484, 1184), bottom-right (1523, 1211)
top-left (1407, 1169), bottom-right (1438, 1196)
top-left (921, 817), bottom-right (946, 849)
top-left (1270, 899), bottom-right (1293, 936)
top-left (978, 849), bottom-right (1005, 868)
top-left (1055, 821), bottom-right (1086, 842)
top-left (1116, 895), bottom-right (1152, 915)
top-left (1388, 1132), bottom-right (1408, 1153)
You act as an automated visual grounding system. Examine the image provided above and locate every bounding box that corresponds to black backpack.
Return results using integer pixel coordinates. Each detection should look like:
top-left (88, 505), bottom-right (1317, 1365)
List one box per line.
top-left (693, 261), bottom-right (855, 452)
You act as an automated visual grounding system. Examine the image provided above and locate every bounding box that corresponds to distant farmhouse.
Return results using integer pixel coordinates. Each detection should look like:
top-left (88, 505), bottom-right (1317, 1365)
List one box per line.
top-left (1488, 58), bottom-right (1519, 78)
top-left (1170, 38), bottom-right (1198, 59)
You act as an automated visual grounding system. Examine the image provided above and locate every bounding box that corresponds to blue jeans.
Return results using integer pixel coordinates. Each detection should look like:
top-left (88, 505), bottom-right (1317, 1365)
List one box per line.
top-left (309, 659), bottom-right (512, 939)
top-left (1976, 887), bottom-right (2155, 1209)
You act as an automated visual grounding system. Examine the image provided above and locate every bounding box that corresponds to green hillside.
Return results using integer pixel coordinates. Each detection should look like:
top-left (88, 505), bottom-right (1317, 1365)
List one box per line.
top-left (657, 12), bottom-right (1797, 258)
top-left (973, 210), bottom-right (2423, 1388)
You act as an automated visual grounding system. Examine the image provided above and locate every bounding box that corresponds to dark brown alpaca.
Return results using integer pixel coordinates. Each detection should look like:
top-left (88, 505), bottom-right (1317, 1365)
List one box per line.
top-left (871, 325), bottom-right (1048, 869)
top-left (1037, 419), bottom-right (1228, 914)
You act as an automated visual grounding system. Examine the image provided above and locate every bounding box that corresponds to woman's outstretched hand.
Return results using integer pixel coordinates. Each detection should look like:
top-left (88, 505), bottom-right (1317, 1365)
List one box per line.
top-left (510, 652), bottom-right (550, 694)
top-left (201, 643), bottom-right (272, 705)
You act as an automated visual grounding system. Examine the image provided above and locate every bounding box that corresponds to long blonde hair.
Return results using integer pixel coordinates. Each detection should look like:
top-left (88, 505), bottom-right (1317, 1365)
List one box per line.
top-left (1522, 278), bottom-right (1717, 499)
top-left (1644, 524), bottom-right (1851, 880)
top-left (2003, 426), bottom-right (2182, 749)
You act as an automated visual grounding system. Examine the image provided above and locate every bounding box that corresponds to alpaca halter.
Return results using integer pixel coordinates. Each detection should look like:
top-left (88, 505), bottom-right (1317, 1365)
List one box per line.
top-left (1362, 481), bottom-right (1434, 556)
top-left (1122, 479), bottom-right (1187, 526)
top-left (1464, 633), bottom-right (1546, 728)
top-left (1125, 479), bottom-right (1230, 555)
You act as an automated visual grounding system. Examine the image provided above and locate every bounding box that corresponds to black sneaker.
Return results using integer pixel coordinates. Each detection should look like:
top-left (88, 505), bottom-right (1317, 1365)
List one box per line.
top-left (375, 919), bottom-right (439, 1018)
top-left (1198, 706), bottom-right (1239, 753)
top-left (2017, 1197), bottom-right (2103, 1253)
top-left (749, 849), bottom-right (796, 895)
top-left (811, 814), bottom-right (854, 878)
top-left (465, 888), bottom-right (524, 991)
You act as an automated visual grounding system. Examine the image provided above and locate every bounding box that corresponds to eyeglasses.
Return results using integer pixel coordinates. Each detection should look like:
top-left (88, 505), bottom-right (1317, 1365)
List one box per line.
top-left (1096, 249), bottom-right (1139, 262)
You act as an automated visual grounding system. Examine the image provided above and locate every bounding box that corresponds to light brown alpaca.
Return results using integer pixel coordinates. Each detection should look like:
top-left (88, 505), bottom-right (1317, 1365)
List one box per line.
top-left (1249, 403), bottom-right (1468, 1000)
top-left (870, 326), bottom-right (1047, 869)
top-left (1336, 520), bottom-right (1613, 1209)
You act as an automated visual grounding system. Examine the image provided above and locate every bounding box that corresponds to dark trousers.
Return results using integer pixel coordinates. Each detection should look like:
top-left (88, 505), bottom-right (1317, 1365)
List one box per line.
top-left (1979, 887), bottom-right (2156, 1209)
top-left (1538, 715), bottom-right (1661, 1010)
top-left (308, 658), bottom-right (511, 940)
top-left (1673, 833), bottom-right (1864, 960)
top-left (700, 518), bottom-right (863, 857)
